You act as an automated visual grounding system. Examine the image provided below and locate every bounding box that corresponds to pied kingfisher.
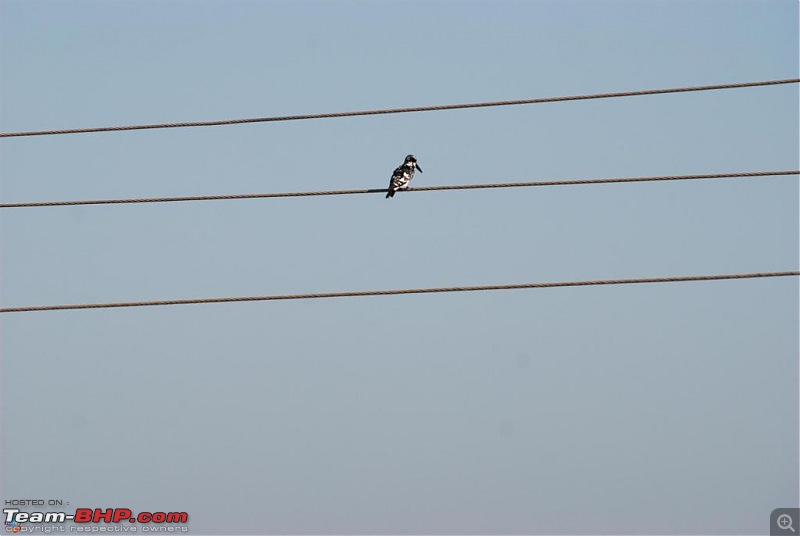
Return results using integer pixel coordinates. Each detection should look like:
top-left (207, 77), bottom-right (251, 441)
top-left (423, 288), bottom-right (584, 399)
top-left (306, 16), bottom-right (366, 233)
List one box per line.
top-left (386, 154), bottom-right (422, 198)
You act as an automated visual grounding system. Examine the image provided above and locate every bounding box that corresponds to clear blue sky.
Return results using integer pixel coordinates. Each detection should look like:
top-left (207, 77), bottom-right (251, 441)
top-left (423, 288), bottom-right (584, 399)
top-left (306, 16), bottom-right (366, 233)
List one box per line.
top-left (1, 1), bottom-right (798, 534)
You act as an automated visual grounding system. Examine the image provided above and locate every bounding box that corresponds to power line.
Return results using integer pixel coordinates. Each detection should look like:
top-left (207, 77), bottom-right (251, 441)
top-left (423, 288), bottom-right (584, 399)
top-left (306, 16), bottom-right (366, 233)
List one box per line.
top-left (1, 271), bottom-right (796, 313)
top-left (2, 170), bottom-right (796, 209)
top-left (1, 79), bottom-right (797, 138)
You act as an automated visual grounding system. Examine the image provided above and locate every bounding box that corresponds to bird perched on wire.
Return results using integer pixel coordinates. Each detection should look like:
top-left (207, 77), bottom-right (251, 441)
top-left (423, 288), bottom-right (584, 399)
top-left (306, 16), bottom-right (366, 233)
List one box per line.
top-left (386, 154), bottom-right (423, 198)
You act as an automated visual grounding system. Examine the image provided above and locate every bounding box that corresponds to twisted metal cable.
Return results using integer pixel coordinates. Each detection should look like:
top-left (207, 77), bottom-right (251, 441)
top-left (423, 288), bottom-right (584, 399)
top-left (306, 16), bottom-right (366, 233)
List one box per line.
top-left (2, 170), bottom-right (796, 209)
top-left (2, 272), bottom-right (797, 313)
top-left (1, 79), bottom-right (797, 138)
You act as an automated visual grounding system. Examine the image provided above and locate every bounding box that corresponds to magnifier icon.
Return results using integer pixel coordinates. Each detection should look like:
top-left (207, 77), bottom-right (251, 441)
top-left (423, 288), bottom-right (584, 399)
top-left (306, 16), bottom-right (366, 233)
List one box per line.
top-left (778, 514), bottom-right (796, 532)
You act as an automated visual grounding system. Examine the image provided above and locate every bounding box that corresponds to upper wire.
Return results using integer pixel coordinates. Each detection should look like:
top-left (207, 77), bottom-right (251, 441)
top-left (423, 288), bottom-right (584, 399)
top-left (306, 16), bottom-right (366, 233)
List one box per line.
top-left (1, 79), bottom-right (797, 138)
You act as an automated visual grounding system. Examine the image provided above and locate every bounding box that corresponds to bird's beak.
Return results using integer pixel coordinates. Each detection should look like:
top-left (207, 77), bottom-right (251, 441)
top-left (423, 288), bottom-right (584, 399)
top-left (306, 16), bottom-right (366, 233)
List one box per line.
top-left (416, 164), bottom-right (423, 173)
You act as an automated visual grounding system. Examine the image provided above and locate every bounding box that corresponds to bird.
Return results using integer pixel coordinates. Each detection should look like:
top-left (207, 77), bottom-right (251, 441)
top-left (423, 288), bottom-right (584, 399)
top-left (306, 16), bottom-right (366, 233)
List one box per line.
top-left (386, 154), bottom-right (422, 198)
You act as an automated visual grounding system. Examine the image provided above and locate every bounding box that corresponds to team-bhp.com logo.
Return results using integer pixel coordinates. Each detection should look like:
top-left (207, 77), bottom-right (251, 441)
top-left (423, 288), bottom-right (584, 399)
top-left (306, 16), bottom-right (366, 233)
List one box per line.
top-left (4, 508), bottom-right (188, 532)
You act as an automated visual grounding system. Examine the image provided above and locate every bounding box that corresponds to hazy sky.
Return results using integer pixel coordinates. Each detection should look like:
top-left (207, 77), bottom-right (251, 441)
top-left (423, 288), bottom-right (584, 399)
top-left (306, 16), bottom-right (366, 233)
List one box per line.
top-left (1, 1), bottom-right (798, 534)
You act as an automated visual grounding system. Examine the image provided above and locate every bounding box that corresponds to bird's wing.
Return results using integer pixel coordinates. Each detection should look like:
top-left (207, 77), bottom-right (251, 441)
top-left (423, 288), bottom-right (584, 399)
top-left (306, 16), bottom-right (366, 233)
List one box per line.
top-left (389, 166), bottom-right (404, 184)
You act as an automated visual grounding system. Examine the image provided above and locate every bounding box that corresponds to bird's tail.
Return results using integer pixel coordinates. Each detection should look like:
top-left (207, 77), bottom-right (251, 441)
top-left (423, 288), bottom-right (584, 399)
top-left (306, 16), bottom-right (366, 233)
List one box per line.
top-left (386, 189), bottom-right (394, 198)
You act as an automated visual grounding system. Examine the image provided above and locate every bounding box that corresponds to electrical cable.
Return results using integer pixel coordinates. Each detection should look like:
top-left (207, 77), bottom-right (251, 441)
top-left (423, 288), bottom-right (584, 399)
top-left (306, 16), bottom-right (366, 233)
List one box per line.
top-left (2, 271), bottom-right (796, 313)
top-left (1, 78), bottom-right (796, 138)
top-left (2, 170), bottom-right (796, 209)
